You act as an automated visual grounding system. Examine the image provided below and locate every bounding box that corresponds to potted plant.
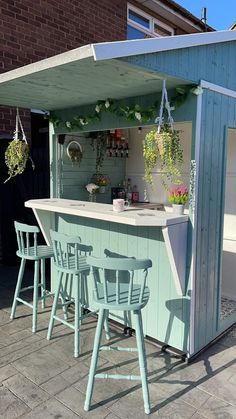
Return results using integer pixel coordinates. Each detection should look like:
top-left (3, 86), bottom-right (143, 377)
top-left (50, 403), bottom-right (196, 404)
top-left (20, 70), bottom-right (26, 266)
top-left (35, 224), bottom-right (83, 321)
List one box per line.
top-left (143, 125), bottom-right (184, 189)
top-left (86, 183), bottom-right (99, 202)
top-left (92, 174), bottom-right (110, 193)
top-left (4, 109), bottom-right (35, 183)
top-left (4, 138), bottom-right (35, 183)
top-left (168, 185), bottom-right (188, 214)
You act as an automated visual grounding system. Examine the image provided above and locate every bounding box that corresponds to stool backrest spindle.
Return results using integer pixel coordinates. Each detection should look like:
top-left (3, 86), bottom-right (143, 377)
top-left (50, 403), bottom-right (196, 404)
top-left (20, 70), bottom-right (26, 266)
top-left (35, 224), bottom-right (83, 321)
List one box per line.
top-left (14, 221), bottom-right (40, 257)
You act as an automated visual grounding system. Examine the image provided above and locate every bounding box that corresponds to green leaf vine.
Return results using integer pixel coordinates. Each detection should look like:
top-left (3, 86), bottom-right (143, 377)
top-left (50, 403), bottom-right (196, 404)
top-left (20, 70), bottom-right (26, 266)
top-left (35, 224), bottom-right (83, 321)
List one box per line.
top-left (90, 131), bottom-right (107, 173)
top-left (47, 85), bottom-right (198, 132)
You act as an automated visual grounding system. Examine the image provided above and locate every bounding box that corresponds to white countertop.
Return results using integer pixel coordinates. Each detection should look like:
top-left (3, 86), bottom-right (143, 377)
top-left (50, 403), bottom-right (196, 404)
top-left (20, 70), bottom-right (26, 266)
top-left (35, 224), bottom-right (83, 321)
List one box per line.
top-left (25, 198), bottom-right (188, 227)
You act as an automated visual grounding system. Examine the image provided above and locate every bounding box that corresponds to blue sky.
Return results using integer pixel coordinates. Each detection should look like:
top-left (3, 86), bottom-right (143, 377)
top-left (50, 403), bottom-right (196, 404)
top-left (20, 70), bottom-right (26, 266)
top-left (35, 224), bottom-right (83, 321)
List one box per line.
top-left (177, 0), bottom-right (235, 30)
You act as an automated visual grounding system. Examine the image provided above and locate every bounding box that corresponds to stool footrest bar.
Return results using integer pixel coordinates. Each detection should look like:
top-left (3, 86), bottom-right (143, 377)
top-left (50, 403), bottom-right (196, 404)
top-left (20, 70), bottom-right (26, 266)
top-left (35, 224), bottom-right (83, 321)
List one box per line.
top-left (100, 346), bottom-right (138, 352)
top-left (16, 298), bottom-right (33, 308)
top-left (95, 373), bottom-right (141, 380)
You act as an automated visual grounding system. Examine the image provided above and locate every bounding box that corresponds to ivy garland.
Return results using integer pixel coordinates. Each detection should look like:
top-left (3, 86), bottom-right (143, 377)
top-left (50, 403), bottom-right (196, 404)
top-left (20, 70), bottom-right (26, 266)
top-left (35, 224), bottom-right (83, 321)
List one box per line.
top-left (48, 85), bottom-right (200, 132)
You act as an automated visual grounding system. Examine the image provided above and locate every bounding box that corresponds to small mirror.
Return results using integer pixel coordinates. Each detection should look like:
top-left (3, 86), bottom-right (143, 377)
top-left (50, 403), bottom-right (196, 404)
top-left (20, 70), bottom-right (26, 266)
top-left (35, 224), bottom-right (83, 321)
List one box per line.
top-left (66, 140), bottom-right (83, 165)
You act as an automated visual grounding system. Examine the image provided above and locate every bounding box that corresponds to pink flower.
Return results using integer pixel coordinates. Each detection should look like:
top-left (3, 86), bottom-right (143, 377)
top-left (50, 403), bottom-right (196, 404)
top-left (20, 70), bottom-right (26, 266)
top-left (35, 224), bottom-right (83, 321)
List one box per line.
top-left (168, 185), bottom-right (188, 205)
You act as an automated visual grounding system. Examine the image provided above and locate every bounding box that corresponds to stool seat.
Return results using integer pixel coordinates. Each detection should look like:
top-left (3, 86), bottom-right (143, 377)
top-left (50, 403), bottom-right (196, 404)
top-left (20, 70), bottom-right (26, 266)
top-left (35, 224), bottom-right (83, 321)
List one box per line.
top-left (95, 282), bottom-right (150, 311)
top-left (17, 245), bottom-right (53, 260)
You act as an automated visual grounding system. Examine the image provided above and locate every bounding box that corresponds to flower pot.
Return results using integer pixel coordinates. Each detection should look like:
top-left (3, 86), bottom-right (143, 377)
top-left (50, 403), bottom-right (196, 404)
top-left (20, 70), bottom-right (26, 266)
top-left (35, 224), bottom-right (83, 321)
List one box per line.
top-left (88, 193), bottom-right (96, 202)
top-left (172, 204), bottom-right (184, 215)
top-left (99, 186), bottom-right (106, 194)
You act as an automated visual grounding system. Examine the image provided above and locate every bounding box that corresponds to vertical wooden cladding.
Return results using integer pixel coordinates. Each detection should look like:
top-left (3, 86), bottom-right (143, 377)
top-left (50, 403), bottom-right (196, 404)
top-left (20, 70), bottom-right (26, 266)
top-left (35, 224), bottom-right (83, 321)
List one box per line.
top-left (194, 91), bottom-right (236, 353)
top-left (123, 41), bottom-right (236, 90)
top-left (56, 214), bottom-right (190, 352)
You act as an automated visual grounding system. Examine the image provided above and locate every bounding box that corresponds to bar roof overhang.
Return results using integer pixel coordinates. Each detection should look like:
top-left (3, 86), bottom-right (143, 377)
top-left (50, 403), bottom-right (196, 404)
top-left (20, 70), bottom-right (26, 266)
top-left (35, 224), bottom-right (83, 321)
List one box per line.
top-left (0, 30), bottom-right (235, 111)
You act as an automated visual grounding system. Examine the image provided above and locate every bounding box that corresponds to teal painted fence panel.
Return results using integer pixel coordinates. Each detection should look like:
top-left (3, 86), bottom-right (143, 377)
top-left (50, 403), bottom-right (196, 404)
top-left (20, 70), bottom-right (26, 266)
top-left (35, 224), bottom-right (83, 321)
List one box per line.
top-left (194, 91), bottom-right (236, 353)
top-left (53, 213), bottom-right (189, 352)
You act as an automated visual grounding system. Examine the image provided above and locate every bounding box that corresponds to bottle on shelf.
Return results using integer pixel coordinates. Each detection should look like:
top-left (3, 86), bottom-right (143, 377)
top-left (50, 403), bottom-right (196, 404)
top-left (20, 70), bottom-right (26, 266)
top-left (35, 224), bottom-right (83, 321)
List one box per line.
top-left (132, 185), bottom-right (139, 203)
top-left (126, 178), bottom-right (132, 203)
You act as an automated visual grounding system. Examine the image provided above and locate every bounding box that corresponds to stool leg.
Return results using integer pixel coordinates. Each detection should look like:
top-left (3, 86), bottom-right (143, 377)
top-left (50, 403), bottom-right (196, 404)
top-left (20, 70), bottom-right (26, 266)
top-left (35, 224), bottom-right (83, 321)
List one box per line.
top-left (32, 260), bottom-right (40, 333)
top-left (74, 274), bottom-right (81, 358)
top-left (10, 258), bottom-right (26, 320)
top-left (41, 259), bottom-right (46, 309)
top-left (134, 310), bottom-right (151, 415)
top-left (84, 308), bottom-right (106, 411)
top-left (47, 271), bottom-right (63, 340)
top-left (60, 280), bottom-right (68, 321)
top-left (104, 309), bottom-right (111, 340)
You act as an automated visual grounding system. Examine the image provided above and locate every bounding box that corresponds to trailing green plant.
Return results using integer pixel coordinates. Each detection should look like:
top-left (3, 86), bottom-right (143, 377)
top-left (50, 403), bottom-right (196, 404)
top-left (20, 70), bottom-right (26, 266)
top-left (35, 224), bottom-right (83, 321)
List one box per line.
top-left (4, 139), bottom-right (35, 183)
top-left (143, 125), bottom-right (183, 189)
top-left (90, 131), bottom-right (107, 173)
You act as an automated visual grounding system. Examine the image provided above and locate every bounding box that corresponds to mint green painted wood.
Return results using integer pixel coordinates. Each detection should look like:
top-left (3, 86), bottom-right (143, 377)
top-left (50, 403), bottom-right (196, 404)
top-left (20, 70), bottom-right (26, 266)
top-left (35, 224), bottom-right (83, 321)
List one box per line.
top-left (11, 222), bottom-right (54, 333)
top-left (53, 90), bottom-right (195, 136)
top-left (47, 230), bottom-right (110, 357)
top-left (84, 257), bottom-right (152, 415)
top-left (122, 41), bottom-right (236, 90)
top-left (194, 92), bottom-right (236, 353)
top-left (55, 213), bottom-right (188, 352)
top-left (55, 134), bottom-right (125, 202)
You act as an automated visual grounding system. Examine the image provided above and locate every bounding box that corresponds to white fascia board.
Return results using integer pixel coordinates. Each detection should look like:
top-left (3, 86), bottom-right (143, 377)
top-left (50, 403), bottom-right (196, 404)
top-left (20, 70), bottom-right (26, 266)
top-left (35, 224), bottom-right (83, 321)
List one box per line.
top-left (200, 80), bottom-right (236, 99)
top-left (92, 30), bottom-right (236, 61)
top-left (0, 44), bottom-right (93, 84)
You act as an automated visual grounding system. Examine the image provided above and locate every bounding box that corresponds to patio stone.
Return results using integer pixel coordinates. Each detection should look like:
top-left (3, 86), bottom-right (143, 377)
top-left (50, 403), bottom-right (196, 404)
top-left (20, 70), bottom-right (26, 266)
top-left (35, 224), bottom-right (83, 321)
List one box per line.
top-left (0, 386), bottom-right (30, 418)
top-left (56, 385), bottom-right (111, 418)
top-left (12, 347), bottom-right (70, 385)
top-left (40, 374), bottom-right (71, 395)
top-left (19, 397), bottom-right (81, 418)
top-left (197, 395), bottom-right (236, 418)
top-left (0, 337), bottom-right (52, 368)
top-left (198, 368), bottom-right (236, 406)
top-left (0, 265), bottom-right (235, 418)
top-left (74, 365), bottom-right (136, 408)
top-left (3, 373), bottom-right (50, 408)
top-left (0, 364), bottom-right (18, 383)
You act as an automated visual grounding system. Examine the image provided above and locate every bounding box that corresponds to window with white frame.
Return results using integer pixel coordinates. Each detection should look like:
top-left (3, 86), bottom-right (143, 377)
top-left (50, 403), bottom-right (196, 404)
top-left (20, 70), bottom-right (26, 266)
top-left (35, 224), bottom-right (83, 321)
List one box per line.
top-left (127, 4), bottom-right (174, 39)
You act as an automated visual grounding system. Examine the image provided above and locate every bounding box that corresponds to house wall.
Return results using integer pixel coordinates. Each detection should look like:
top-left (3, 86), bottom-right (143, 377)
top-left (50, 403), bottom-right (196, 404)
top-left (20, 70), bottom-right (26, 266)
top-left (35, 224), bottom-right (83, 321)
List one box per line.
top-left (0, 0), bottom-right (127, 134)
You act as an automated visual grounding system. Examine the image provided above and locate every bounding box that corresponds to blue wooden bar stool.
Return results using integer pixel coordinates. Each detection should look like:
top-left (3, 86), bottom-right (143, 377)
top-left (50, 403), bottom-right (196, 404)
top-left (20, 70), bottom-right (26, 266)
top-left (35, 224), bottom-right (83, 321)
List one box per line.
top-left (84, 256), bottom-right (152, 415)
top-left (47, 230), bottom-right (110, 358)
top-left (10, 221), bottom-right (54, 333)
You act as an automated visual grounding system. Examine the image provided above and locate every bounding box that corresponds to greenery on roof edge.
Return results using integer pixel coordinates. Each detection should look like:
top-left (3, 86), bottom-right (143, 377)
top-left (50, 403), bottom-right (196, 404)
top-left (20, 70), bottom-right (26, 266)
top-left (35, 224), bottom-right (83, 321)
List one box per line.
top-left (48, 84), bottom-right (202, 131)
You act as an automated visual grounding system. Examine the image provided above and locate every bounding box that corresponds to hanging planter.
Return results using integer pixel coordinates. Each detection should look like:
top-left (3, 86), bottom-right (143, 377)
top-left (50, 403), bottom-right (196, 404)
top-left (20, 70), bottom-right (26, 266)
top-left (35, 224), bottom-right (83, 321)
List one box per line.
top-left (66, 140), bottom-right (83, 165)
top-left (143, 80), bottom-right (184, 190)
top-left (4, 109), bottom-right (35, 183)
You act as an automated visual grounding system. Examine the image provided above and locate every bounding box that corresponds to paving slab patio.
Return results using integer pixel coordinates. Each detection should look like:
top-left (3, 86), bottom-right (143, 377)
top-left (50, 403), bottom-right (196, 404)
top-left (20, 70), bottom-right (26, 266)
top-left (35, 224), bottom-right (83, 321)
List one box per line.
top-left (0, 264), bottom-right (235, 418)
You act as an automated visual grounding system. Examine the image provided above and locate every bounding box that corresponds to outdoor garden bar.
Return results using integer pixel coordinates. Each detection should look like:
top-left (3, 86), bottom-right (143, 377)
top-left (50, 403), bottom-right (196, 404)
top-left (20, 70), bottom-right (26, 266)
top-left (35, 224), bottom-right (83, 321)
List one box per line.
top-left (0, 30), bottom-right (236, 361)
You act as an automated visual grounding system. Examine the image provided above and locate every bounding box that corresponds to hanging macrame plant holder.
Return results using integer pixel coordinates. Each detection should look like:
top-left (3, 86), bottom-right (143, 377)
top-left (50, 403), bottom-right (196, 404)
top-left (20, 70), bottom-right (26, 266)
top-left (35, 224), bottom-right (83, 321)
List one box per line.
top-left (155, 79), bottom-right (174, 157)
top-left (4, 108), bottom-right (35, 183)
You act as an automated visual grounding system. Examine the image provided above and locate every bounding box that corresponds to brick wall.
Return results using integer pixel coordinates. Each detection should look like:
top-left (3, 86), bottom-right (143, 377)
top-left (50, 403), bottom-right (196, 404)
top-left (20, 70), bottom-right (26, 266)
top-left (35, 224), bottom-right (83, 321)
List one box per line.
top-left (0, 0), bottom-right (127, 135)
